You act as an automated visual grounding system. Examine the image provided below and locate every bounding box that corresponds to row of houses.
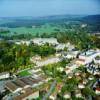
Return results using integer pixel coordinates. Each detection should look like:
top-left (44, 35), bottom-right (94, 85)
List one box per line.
top-left (14, 38), bottom-right (58, 46)
top-left (4, 83), bottom-right (49, 100)
top-left (49, 69), bottom-right (97, 100)
top-left (3, 74), bottom-right (51, 100)
top-left (14, 38), bottom-right (75, 51)
top-left (30, 48), bottom-right (100, 75)
top-left (6, 75), bottom-right (49, 92)
top-left (60, 49), bottom-right (100, 76)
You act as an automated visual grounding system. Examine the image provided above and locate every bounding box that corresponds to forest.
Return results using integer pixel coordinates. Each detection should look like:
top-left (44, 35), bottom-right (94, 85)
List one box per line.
top-left (0, 41), bottom-right (56, 73)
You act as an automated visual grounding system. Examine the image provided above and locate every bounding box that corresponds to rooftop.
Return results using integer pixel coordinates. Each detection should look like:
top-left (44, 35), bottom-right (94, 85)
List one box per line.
top-left (5, 76), bottom-right (43, 92)
top-left (32, 38), bottom-right (58, 45)
top-left (5, 81), bottom-right (20, 92)
top-left (13, 87), bottom-right (38, 100)
top-left (80, 50), bottom-right (97, 57)
top-left (96, 87), bottom-right (100, 91)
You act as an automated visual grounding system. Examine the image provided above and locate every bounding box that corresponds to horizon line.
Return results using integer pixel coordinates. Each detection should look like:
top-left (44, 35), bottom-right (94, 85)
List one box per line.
top-left (0, 13), bottom-right (100, 18)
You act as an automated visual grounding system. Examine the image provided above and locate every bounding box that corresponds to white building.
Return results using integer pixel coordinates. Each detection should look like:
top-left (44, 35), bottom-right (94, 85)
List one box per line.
top-left (66, 52), bottom-right (78, 59)
top-left (49, 92), bottom-right (57, 100)
top-left (65, 63), bottom-right (78, 75)
top-left (15, 40), bottom-right (30, 45)
top-left (78, 83), bottom-right (85, 89)
top-left (56, 43), bottom-right (68, 50)
top-left (61, 48), bottom-right (80, 59)
top-left (74, 59), bottom-right (86, 66)
top-left (95, 87), bottom-right (100, 95)
top-left (94, 56), bottom-right (100, 65)
top-left (63, 92), bottom-right (71, 99)
top-left (81, 24), bottom-right (87, 28)
top-left (32, 56), bottom-right (61, 67)
top-left (0, 72), bottom-right (10, 80)
top-left (75, 90), bottom-right (83, 98)
top-left (79, 50), bottom-right (100, 64)
top-left (32, 38), bottom-right (58, 45)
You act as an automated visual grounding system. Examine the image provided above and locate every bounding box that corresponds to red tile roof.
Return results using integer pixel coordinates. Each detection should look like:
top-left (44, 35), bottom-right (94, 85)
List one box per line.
top-left (96, 87), bottom-right (100, 91)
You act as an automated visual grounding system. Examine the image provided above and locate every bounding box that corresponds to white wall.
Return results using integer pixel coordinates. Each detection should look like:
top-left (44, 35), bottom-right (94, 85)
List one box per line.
top-left (0, 73), bottom-right (10, 80)
top-left (23, 91), bottom-right (39, 100)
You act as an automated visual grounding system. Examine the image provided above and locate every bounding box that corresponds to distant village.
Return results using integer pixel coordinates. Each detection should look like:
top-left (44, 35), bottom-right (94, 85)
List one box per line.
top-left (0, 38), bottom-right (100, 100)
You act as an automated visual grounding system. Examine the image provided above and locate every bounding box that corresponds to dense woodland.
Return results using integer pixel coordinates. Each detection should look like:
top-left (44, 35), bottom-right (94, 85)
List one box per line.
top-left (0, 42), bottom-right (56, 72)
top-left (40, 28), bottom-right (100, 49)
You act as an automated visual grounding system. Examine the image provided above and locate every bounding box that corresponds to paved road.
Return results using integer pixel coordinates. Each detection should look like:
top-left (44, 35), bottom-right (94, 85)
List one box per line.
top-left (0, 80), bottom-right (8, 93)
top-left (42, 80), bottom-right (56, 100)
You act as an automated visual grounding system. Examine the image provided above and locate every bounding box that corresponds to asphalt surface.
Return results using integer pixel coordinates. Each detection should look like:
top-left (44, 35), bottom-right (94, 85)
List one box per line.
top-left (42, 80), bottom-right (56, 100)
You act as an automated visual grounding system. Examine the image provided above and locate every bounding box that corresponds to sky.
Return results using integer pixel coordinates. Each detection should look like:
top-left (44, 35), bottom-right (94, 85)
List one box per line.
top-left (0, 0), bottom-right (100, 17)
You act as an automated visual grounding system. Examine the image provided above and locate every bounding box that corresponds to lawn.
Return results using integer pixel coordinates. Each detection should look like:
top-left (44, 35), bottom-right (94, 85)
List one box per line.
top-left (9, 24), bottom-right (60, 35)
top-left (17, 69), bottom-right (31, 77)
top-left (0, 24), bottom-right (66, 38)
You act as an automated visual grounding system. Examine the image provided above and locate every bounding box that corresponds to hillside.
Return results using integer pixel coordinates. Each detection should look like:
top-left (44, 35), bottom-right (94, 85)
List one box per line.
top-left (82, 15), bottom-right (100, 24)
top-left (0, 15), bottom-right (83, 28)
top-left (81, 15), bottom-right (100, 32)
top-left (0, 15), bottom-right (100, 32)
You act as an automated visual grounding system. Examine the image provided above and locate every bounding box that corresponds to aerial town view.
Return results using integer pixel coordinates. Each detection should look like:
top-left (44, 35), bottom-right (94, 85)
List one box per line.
top-left (0, 0), bottom-right (100, 100)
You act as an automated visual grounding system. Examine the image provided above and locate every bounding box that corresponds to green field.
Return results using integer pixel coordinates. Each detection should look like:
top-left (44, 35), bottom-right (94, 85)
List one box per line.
top-left (0, 24), bottom-right (67, 39)
top-left (9, 24), bottom-right (62, 34)
top-left (17, 69), bottom-right (31, 77)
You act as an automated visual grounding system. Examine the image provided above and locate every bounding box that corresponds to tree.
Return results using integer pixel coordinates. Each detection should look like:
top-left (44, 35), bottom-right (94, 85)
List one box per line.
top-left (82, 87), bottom-right (96, 97)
